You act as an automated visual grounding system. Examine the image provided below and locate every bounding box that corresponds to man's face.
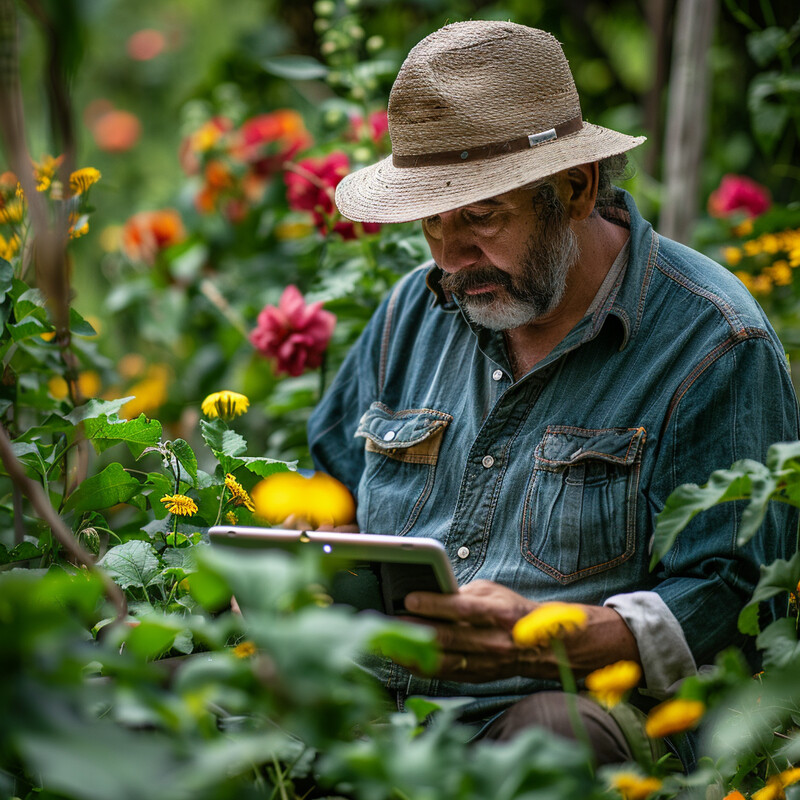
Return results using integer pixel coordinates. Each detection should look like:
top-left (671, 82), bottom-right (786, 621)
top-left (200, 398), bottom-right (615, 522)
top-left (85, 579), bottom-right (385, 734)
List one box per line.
top-left (422, 182), bottom-right (580, 330)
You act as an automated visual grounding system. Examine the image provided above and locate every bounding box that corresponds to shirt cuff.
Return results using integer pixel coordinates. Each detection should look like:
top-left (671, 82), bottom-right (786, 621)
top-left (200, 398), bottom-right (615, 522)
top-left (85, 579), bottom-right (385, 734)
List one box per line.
top-left (604, 591), bottom-right (697, 699)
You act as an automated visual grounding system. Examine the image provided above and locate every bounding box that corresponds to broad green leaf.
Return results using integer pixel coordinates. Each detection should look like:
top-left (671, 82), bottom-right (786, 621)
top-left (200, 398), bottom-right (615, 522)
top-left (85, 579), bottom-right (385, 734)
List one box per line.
top-left (8, 315), bottom-right (49, 342)
top-left (14, 286), bottom-right (47, 319)
top-left (405, 696), bottom-right (443, 724)
top-left (0, 258), bottom-right (13, 302)
top-left (69, 307), bottom-right (97, 337)
top-left (8, 541), bottom-right (42, 563)
top-left (748, 72), bottom-right (791, 155)
top-left (230, 456), bottom-right (292, 478)
top-left (10, 441), bottom-right (49, 478)
top-left (200, 418), bottom-right (247, 457)
top-left (651, 465), bottom-right (755, 568)
top-left (63, 462), bottom-right (141, 513)
top-left (66, 396), bottom-right (135, 425)
top-left (757, 616), bottom-right (800, 672)
top-left (99, 539), bottom-right (161, 590)
top-left (169, 438), bottom-right (198, 484)
top-left (83, 413), bottom-right (162, 457)
top-left (738, 550), bottom-right (800, 635)
top-left (767, 440), bottom-right (800, 473)
top-left (747, 26), bottom-right (788, 68)
top-left (124, 617), bottom-right (183, 659)
top-left (369, 622), bottom-right (439, 675)
top-left (262, 54), bottom-right (328, 80)
top-left (738, 469), bottom-right (777, 546)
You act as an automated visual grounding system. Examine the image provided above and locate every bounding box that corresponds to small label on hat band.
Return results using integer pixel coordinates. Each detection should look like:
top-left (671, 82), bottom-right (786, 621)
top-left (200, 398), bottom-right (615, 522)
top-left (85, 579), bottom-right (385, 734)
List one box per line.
top-left (528, 128), bottom-right (557, 146)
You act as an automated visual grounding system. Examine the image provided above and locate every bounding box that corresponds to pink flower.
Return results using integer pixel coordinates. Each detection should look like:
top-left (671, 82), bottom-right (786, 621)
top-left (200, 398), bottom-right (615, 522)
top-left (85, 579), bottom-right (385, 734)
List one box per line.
top-left (285, 152), bottom-right (380, 240)
top-left (249, 285), bottom-right (336, 377)
top-left (708, 174), bottom-right (771, 219)
top-left (348, 109), bottom-right (390, 143)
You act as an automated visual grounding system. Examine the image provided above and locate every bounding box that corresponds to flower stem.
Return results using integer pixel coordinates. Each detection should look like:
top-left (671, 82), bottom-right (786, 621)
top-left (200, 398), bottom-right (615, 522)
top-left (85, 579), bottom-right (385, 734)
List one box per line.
top-left (550, 637), bottom-right (594, 770)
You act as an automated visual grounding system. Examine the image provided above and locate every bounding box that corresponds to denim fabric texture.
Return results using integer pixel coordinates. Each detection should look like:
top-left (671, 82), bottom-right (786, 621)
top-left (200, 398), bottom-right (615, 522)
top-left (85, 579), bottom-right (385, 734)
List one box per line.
top-left (308, 189), bottom-right (800, 709)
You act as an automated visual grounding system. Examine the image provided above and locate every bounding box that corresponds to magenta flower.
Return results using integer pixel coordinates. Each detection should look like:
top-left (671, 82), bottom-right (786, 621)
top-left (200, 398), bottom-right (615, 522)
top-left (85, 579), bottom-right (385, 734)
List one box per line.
top-left (284, 152), bottom-right (380, 240)
top-left (708, 174), bottom-right (771, 219)
top-left (249, 285), bottom-right (336, 377)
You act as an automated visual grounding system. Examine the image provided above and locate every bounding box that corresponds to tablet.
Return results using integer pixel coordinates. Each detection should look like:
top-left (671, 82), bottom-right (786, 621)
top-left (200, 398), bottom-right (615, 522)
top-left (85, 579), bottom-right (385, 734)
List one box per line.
top-left (208, 526), bottom-right (459, 614)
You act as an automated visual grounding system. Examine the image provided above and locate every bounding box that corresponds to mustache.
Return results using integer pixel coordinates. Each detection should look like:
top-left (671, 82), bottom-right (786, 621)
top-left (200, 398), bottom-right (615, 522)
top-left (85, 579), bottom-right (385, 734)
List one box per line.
top-left (439, 265), bottom-right (514, 296)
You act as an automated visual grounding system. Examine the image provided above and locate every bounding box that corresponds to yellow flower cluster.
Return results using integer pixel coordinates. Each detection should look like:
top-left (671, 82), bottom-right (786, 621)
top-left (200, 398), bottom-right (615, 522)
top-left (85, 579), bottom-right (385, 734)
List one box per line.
top-left (752, 767), bottom-right (800, 800)
top-left (585, 660), bottom-right (642, 708)
top-left (724, 227), bottom-right (800, 297)
top-left (609, 771), bottom-right (662, 800)
top-left (225, 473), bottom-right (255, 512)
top-left (160, 494), bottom-right (198, 516)
top-left (511, 602), bottom-right (588, 647)
top-left (233, 640), bottom-right (257, 658)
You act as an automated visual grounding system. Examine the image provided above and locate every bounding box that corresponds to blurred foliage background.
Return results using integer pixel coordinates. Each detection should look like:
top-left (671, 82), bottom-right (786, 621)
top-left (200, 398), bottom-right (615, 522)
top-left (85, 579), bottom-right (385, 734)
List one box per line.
top-left (11, 0), bottom-right (799, 472)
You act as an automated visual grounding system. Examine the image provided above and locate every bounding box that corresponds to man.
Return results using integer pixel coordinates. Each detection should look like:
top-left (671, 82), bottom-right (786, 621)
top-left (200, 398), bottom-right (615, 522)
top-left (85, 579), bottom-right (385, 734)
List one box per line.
top-left (307, 21), bottom-right (799, 766)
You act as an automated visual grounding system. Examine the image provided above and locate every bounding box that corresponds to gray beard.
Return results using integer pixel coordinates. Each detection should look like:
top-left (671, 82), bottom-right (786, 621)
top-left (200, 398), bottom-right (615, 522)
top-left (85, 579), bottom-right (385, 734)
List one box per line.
top-left (445, 222), bottom-right (580, 331)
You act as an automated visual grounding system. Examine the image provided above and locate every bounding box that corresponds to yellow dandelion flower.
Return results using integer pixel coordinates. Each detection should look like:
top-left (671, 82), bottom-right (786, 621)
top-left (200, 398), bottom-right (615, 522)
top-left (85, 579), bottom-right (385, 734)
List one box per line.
top-left (780, 767), bottom-right (800, 788)
top-left (760, 233), bottom-right (780, 255)
top-left (511, 602), bottom-right (588, 648)
top-left (732, 219), bottom-right (754, 237)
top-left (68, 213), bottom-right (89, 239)
top-left (734, 270), bottom-right (754, 291)
top-left (69, 167), bottom-right (101, 196)
top-left (201, 390), bottom-right (249, 421)
top-left (0, 199), bottom-right (25, 224)
top-left (233, 640), bottom-right (257, 658)
top-left (32, 153), bottom-right (63, 192)
top-left (585, 660), bottom-right (642, 708)
top-left (609, 771), bottom-right (662, 800)
top-left (752, 777), bottom-right (783, 800)
top-left (225, 510), bottom-right (237, 525)
top-left (0, 232), bottom-right (20, 261)
top-left (766, 262), bottom-right (792, 286)
top-left (160, 494), bottom-right (198, 516)
top-left (723, 247), bottom-right (742, 267)
top-left (120, 364), bottom-right (171, 419)
top-left (48, 375), bottom-right (69, 400)
top-left (743, 239), bottom-right (762, 257)
top-left (224, 473), bottom-right (255, 512)
top-left (275, 220), bottom-right (315, 240)
top-left (750, 274), bottom-right (773, 295)
top-left (645, 698), bottom-right (705, 738)
top-left (721, 791), bottom-right (746, 800)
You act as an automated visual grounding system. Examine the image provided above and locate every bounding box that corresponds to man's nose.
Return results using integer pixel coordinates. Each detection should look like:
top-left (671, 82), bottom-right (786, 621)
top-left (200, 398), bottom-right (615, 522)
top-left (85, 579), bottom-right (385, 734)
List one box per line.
top-left (432, 218), bottom-right (482, 273)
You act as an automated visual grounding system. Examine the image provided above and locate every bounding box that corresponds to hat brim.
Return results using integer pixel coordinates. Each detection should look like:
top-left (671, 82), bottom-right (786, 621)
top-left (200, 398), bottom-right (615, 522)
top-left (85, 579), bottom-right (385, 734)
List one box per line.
top-left (335, 122), bottom-right (645, 224)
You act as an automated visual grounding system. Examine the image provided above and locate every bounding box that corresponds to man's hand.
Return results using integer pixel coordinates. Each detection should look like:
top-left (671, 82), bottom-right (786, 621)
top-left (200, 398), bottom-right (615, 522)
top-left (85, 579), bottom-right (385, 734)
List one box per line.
top-left (401, 580), bottom-right (641, 684)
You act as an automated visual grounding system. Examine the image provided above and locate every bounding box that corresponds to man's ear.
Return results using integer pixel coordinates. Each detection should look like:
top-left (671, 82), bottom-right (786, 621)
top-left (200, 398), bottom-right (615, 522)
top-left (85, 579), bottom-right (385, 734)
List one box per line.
top-left (564, 162), bottom-right (599, 221)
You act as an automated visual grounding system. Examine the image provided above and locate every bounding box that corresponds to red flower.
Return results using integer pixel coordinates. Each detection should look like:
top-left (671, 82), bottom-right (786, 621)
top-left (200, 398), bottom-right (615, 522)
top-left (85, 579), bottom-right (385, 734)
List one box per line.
top-left (708, 174), bottom-right (771, 219)
top-left (349, 109), bottom-right (389, 144)
top-left (231, 110), bottom-right (311, 175)
top-left (91, 109), bottom-right (141, 153)
top-left (249, 285), bottom-right (336, 377)
top-left (285, 152), bottom-right (380, 240)
top-left (127, 29), bottom-right (167, 61)
top-left (121, 209), bottom-right (187, 264)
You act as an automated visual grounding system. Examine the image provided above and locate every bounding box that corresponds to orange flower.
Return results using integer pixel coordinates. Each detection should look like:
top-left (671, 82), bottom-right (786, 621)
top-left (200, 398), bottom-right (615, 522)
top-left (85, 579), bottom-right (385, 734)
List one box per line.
top-left (121, 209), bottom-right (186, 264)
top-left (91, 109), bottom-right (142, 152)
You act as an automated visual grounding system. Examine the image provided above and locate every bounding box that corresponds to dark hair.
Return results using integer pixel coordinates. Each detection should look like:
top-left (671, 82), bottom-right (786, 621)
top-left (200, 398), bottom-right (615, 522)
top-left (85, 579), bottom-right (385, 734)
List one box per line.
top-left (596, 153), bottom-right (631, 207)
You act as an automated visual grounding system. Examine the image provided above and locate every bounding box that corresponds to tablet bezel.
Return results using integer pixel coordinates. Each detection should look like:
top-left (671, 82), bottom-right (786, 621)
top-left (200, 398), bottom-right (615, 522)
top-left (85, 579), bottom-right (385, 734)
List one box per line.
top-left (207, 526), bottom-right (459, 595)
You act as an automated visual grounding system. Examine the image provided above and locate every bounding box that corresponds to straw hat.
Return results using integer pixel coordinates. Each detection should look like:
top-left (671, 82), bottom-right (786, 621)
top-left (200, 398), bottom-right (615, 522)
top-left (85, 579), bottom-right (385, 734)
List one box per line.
top-left (335, 21), bottom-right (645, 224)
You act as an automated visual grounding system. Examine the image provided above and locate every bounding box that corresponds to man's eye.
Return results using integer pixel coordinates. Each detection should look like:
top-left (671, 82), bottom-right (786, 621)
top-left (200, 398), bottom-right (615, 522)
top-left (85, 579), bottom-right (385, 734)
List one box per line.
top-left (464, 210), bottom-right (494, 224)
top-left (422, 215), bottom-right (442, 238)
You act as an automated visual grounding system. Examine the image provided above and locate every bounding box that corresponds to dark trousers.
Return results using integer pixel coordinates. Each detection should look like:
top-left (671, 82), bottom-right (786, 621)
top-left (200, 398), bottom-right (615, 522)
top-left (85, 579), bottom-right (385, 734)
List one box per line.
top-left (474, 691), bottom-right (635, 766)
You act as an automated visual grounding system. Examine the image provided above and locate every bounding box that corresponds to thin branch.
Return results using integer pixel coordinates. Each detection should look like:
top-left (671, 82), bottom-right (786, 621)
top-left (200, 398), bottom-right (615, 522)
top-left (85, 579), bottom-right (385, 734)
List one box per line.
top-left (0, 422), bottom-right (127, 621)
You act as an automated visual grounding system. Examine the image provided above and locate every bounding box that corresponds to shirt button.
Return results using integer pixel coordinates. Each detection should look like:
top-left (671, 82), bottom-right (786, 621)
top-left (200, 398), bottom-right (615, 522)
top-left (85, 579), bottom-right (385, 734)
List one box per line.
top-left (457, 546), bottom-right (470, 559)
top-left (383, 430), bottom-right (396, 442)
top-left (481, 454), bottom-right (495, 468)
top-left (492, 369), bottom-right (504, 381)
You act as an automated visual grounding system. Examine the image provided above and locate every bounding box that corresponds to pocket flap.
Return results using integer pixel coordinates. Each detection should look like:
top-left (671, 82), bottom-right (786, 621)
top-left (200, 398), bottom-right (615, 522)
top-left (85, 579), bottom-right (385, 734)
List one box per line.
top-left (537, 426), bottom-right (646, 468)
top-left (356, 402), bottom-right (452, 449)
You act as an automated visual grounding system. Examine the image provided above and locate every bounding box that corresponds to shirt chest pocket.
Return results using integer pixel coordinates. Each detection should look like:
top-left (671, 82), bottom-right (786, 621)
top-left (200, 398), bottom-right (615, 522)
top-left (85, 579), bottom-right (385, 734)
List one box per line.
top-left (521, 425), bottom-right (646, 585)
top-left (355, 402), bottom-right (452, 536)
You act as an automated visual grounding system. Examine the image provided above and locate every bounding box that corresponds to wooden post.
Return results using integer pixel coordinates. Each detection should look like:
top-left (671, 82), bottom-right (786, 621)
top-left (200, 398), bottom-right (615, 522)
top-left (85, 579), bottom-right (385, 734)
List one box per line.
top-left (659, 0), bottom-right (718, 243)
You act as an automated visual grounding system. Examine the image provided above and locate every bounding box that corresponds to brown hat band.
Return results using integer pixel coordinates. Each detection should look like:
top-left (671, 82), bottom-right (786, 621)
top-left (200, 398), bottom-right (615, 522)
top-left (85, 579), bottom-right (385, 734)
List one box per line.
top-left (392, 115), bottom-right (583, 168)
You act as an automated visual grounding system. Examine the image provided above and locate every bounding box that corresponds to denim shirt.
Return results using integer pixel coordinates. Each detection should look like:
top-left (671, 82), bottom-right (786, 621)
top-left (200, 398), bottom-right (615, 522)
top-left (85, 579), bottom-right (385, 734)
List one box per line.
top-left (308, 190), bottom-right (800, 708)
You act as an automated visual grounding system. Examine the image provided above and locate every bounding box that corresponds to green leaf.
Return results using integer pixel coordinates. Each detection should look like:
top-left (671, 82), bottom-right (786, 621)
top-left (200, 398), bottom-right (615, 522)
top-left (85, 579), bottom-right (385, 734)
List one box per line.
top-left (124, 617), bottom-right (182, 659)
top-left (757, 616), bottom-right (800, 671)
top-left (8, 315), bottom-right (49, 342)
top-left (369, 622), bottom-right (439, 675)
top-left (99, 539), bottom-right (161, 590)
top-left (200, 418), bottom-right (247, 457)
top-left (8, 541), bottom-right (42, 563)
top-left (748, 72), bottom-right (791, 155)
top-left (404, 696), bottom-right (442, 724)
top-left (746, 27), bottom-right (788, 68)
top-left (651, 464), bottom-right (757, 568)
top-left (230, 456), bottom-right (292, 478)
top-left (0, 258), bottom-right (13, 302)
top-left (262, 54), bottom-right (328, 80)
top-left (69, 307), bottom-right (97, 337)
top-left (66, 396), bottom-right (135, 425)
top-left (63, 462), bottom-right (141, 513)
top-left (14, 286), bottom-right (47, 319)
top-left (84, 414), bottom-right (162, 457)
top-left (738, 550), bottom-right (800, 635)
top-left (10, 441), bottom-right (50, 478)
top-left (169, 438), bottom-right (198, 484)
